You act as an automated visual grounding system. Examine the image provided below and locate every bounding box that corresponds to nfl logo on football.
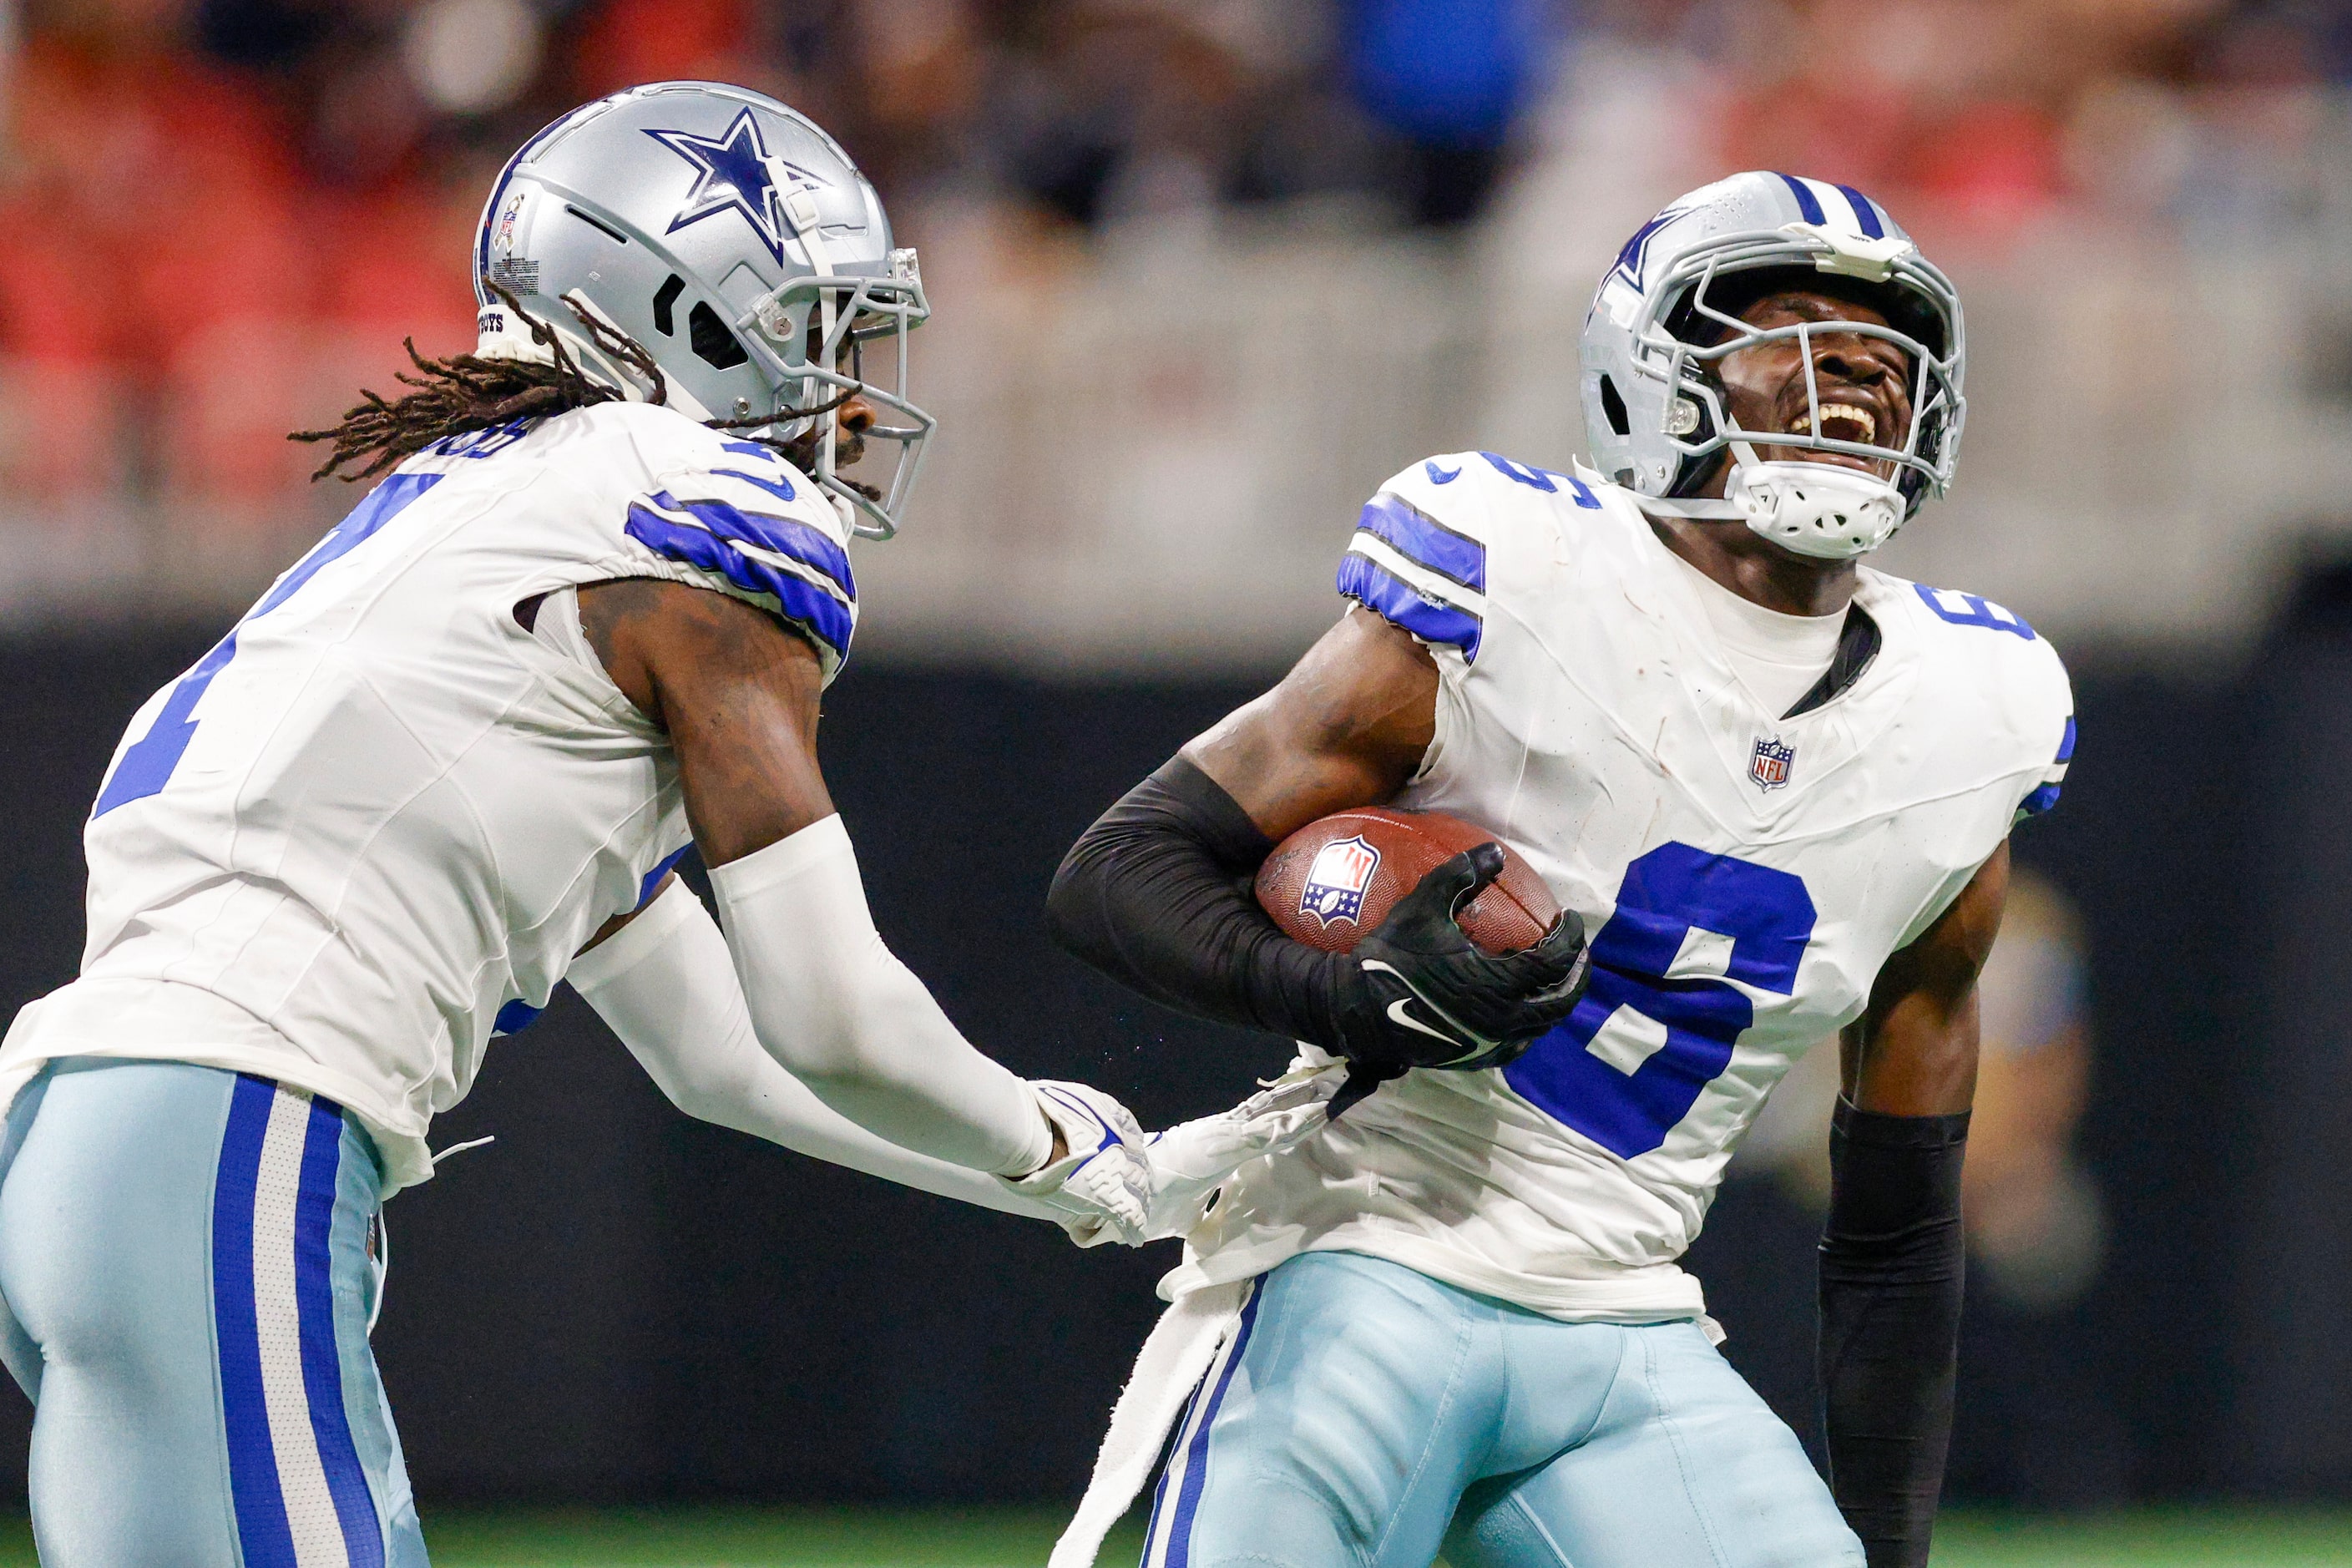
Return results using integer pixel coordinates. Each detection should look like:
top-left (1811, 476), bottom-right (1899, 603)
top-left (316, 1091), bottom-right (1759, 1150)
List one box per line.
top-left (1299, 835), bottom-right (1381, 926)
top-left (1750, 736), bottom-right (1795, 792)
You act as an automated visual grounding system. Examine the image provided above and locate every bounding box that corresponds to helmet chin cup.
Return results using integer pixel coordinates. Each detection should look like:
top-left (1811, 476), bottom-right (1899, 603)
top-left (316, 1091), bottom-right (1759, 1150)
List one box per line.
top-left (1727, 458), bottom-right (1903, 559)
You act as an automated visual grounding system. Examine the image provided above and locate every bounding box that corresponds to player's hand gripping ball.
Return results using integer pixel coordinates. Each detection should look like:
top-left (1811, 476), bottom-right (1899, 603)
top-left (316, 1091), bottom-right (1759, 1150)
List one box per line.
top-left (1255, 810), bottom-right (1590, 1104)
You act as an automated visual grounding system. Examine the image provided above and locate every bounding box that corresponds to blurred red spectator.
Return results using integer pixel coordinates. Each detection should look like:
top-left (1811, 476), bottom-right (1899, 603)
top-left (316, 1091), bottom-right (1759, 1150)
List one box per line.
top-left (1909, 98), bottom-right (2065, 234)
top-left (571, 0), bottom-right (753, 99)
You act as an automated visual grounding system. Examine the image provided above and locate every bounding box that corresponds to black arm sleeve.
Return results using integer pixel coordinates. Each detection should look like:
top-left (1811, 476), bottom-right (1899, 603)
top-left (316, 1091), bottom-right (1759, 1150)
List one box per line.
top-left (1818, 1100), bottom-right (1970, 1568)
top-left (1045, 755), bottom-right (1344, 1048)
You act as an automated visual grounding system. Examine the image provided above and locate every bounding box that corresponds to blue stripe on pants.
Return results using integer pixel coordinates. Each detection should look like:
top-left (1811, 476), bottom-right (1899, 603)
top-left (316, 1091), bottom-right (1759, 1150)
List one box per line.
top-left (296, 1095), bottom-right (387, 1567)
top-left (1147, 1284), bottom-right (1262, 1568)
top-left (215, 1075), bottom-right (391, 1567)
top-left (0, 1059), bottom-right (424, 1567)
top-left (215, 1075), bottom-right (295, 1564)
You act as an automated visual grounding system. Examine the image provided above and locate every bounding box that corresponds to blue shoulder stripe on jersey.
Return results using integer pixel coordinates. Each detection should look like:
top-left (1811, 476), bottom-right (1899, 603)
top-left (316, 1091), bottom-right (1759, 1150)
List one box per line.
top-left (1773, 171), bottom-right (1827, 225)
top-left (625, 509), bottom-right (854, 657)
top-left (2019, 782), bottom-right (2061, 817)
top-left (1355, 493), bottom-right (1485, 593)
top-left (721, 440), bottom-right (785, 463)
top-left (1338, 552), bottom-right (1481, 661)
top-left (2056, 715), bottom-right (2077, 764)
top-left (638, 491), bottom-right (854, 599)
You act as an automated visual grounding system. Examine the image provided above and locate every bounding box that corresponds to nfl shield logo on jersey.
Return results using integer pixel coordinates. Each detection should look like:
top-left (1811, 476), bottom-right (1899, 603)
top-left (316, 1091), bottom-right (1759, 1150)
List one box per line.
top-left (1300, 835), bottom-right (1381, 926)
top-left (1749, 736), bottom-right (1795, 791)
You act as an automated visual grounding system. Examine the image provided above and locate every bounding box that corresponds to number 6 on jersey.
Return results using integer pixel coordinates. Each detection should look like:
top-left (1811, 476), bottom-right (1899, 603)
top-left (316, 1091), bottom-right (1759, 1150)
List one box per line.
top-left (1504, 843), bottom-right (1817, 1160)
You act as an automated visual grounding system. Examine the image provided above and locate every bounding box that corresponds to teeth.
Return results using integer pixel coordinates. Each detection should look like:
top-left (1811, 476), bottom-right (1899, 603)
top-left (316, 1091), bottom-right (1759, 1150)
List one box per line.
top-left (1798, 402), bottom-right (1877, 444)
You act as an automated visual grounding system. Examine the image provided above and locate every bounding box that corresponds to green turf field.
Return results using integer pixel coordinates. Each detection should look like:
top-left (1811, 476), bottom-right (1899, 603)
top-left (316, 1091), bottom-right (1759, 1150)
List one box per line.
top-left (0, 1507), bottom-right (2344, 1565)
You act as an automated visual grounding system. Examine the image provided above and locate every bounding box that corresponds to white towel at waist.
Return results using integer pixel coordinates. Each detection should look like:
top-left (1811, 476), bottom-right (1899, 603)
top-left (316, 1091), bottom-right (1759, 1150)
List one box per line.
top-left (1050, 1281), bottom-right (1246, 1568)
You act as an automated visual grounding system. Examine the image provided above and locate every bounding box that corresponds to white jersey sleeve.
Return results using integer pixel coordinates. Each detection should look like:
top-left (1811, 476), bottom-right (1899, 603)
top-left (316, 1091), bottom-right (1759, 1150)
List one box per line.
top-left (1879, 580), bottom-right (2076, 946)
top-left (1899, 584), bottom-right (2075, 823)
top-left (1338, 451), bottom-right (1608, 665)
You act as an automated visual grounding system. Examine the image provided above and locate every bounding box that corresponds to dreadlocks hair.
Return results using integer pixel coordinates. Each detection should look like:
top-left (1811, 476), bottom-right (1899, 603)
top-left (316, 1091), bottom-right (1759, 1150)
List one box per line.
top-left (291, 286), bottom-right (666, 484)
top-left (291, 282), bottom-right (883, 500)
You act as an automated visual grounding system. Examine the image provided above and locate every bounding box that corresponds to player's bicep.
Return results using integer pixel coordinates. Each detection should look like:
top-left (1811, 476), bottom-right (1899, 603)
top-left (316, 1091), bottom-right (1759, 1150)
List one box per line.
top-left (576, 577), bottom-right (835, 867)
top-left (1184, 605), bottom-right (1439, 840)
top-left (1843, 842), bottom-right (2011, 1117)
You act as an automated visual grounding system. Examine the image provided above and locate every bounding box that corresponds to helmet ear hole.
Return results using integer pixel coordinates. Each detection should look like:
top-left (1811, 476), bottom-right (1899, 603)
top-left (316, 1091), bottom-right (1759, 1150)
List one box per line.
top-left (652, 275), bottom-right (684, 337)
top-left (689, 301), bottom-right (747, 370)
top-left (1600, 375), bottom-right (1630, 438)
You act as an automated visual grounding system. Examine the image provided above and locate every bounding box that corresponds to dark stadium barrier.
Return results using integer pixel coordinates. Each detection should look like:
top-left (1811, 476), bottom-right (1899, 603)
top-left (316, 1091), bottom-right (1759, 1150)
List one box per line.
top-left (0, 613), bottom-right (2314, 1506)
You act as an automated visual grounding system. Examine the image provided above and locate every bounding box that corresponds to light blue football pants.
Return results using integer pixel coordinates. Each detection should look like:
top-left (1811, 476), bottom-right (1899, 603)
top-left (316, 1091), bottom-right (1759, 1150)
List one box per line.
top-left (0, 1057), bottom-right (426, 1567)
top-left (1141, 1252), bottom-right (1863, 1568)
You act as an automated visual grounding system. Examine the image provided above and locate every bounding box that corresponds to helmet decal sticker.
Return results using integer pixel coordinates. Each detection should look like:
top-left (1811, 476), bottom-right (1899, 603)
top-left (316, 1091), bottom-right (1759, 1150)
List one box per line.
top-left (645, 108), bottom-right (830, 266)
top-left (1608, 203), bottom-right (1695, 298)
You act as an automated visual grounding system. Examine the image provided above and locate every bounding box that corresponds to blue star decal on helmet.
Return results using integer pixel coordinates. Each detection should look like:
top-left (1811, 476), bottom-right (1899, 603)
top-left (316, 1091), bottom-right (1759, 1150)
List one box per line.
top-left (644, 109), bottom-right (829, 266)
top-left (1608, 203), bottom-right (1695, 296)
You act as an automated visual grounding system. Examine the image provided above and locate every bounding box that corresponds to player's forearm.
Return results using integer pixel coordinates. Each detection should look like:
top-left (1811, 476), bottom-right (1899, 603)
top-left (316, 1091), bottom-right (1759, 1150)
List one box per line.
top-left (1046, 755), bottom-right (1344, 1047)
top-left (569, 883), bottom-right (1053, 1216)
top-left (708, 816), bottom-right (1053, 1178)
top-left (1818, 1100), bottom-right (1970, 1568)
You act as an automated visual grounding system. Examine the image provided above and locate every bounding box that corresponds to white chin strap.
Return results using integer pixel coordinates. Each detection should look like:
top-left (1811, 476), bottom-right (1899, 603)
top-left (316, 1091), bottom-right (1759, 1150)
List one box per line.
top-left (1640, 441), bottom-right (1904, 560)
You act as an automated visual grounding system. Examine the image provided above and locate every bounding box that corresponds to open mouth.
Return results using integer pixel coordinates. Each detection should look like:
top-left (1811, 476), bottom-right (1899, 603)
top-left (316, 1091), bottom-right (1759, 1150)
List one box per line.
top-left (1789, 401), bottom-right (1878, 447)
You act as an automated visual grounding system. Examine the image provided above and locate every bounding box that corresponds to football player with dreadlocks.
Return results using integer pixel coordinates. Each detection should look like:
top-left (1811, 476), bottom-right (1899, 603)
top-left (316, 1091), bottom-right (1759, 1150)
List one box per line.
top-left (1047, 172), bottom-right (2074, 1568)
top-left (0, 83), bottom-right (1331, 1567)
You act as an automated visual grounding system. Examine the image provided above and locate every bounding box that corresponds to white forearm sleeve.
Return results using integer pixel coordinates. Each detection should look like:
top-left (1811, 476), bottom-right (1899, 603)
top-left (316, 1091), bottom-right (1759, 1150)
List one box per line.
top-left (569, 880), bottom-right (1053, 1215)
top-left (706, 816), bottom-right (1053, 1177)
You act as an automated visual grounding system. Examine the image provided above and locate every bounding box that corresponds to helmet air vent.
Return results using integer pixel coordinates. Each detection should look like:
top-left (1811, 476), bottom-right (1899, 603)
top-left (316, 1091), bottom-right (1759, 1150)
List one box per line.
top-left (652, 275), bottom-right (684, 336)
top-left (689, 301), bottom-right (748, 370)
top-left (1600, 376), bottom-right (1630, 438)
top-left (565, 205), bottom-right (630, 245)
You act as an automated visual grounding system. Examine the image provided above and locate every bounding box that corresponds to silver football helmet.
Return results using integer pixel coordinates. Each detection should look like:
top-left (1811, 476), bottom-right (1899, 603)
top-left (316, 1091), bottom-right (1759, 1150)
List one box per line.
top-left (469, 81), bottom-right (932, 539)
top-left (1580, 171), bottom-right (1965, 559)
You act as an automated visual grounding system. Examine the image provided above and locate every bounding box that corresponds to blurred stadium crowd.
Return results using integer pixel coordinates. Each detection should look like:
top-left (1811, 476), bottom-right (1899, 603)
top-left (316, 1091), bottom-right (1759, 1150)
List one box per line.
top-left (2, 0), bottom-right (2350, 637)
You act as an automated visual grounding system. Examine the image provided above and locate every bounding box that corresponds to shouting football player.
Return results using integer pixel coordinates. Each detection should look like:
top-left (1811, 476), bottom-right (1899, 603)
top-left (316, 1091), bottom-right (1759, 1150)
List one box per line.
top-left (1050, 172), bottom-right (2071, 1568)
top-left (0, 83), bottom-right (1325, 1567)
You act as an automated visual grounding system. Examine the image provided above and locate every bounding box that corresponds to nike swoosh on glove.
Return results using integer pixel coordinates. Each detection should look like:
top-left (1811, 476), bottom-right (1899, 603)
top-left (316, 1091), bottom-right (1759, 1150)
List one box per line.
top-left (1136, 1067), bottom-right (1341, 1241)
top-left (999, 1080), bottom-right (1153, 1247)
top-left (1327, 843), bottom-right (1590, 1115)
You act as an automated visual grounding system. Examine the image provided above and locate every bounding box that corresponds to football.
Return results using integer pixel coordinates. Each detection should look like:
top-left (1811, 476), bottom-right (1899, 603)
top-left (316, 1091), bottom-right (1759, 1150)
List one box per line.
top-left (1254, 808), bottom-right (1561, 955)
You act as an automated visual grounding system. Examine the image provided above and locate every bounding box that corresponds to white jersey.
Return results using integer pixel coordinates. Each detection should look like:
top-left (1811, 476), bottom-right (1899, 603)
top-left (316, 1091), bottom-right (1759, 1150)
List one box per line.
top-left (1166, 451), bottom-right (2074, 1323)
top-left (0, 402), bottom-right (857, 1190)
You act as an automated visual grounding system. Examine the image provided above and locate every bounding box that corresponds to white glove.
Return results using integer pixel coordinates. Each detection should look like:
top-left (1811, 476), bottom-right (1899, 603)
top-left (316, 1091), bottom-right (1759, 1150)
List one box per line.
top-left (1136, 1068), bottom-right (1340, 1241)
top-left (997, 1081), bottom-right (1153, 1248)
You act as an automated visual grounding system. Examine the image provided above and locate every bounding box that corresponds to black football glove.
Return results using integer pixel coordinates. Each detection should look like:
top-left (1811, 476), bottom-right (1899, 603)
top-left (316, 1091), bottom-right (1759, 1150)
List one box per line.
top-left (1323, 843), bottom-right (1590, 1117)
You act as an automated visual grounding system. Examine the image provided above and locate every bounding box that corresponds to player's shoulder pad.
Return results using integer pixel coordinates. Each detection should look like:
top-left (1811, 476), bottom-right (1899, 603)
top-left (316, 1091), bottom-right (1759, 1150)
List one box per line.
top-left (1338, 451), bottom-right (1605, 664)
top-left (1884, 574), bottom-right (2075, 821)
top-left (612, 412), bottom-right (858, 679)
